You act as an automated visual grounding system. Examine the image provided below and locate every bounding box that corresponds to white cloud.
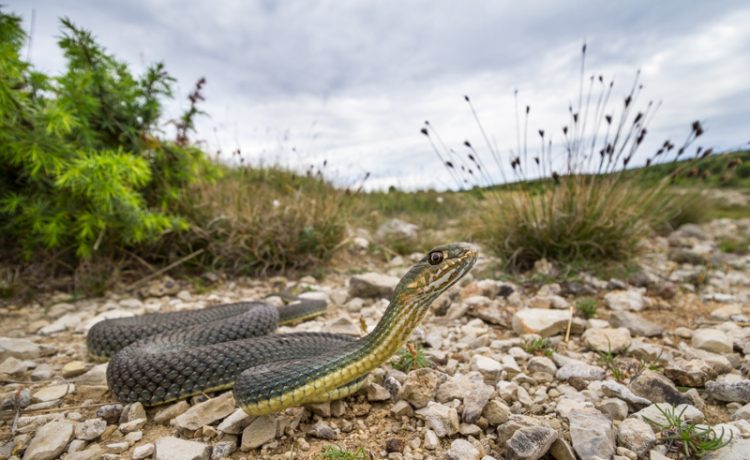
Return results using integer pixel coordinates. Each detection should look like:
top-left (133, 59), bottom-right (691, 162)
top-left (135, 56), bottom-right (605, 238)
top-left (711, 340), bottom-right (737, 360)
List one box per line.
top-left (8, 0), bottom-right (750, 190)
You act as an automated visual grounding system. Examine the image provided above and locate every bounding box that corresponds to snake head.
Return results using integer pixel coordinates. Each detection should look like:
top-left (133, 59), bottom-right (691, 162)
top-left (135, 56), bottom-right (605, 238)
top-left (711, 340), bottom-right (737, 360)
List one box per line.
top-left (398, 242), bottom-right (478, 302)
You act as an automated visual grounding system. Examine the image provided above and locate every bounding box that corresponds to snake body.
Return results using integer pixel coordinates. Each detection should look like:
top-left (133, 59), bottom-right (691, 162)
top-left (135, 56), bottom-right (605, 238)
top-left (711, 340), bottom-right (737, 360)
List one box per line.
top-left (89, 242), bottom-right (477, 415)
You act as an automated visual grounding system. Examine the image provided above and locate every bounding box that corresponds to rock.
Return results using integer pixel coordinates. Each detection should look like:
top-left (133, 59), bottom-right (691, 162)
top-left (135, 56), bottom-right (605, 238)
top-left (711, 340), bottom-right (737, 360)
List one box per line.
top-left (96, 404), bottom-right (123, 425)
top-left (512, 308), bottom-right (581, 337)
top-left (549, 439), bottom-right (576, 460)
top-left (65, 446), bottom-right (104, 460)
top-left (375, 218), bottom-right (419, 241)
top-left (604, 289), bottom-right (646, 311)
top-left (22, 420), bottom-right (74, 460)
top-left (608, 311), bottom-right (663, 337)
top-left (308, 420), bottom-right (337, 440)
top-left (326, 317), bottom-right (360, 336)
top-left (629, 370), bottom-right (692, 406)
top-left (348, 272), bottom-right (400, 298)
top-left (366, 382), bottom-right (391, 401)
top-left (582, 327), bottom-right (632, 353)
top-left (106, 441), bottom-right (130, 453)
top-left (664, 358), bottom-right (718, 387)
top-left (75, 418), bottom-right (106, 441)
top-left (32, 383), bottom-right (73, 403)
top-left (448, 439), bottom-right (480, 460)
top-left (119, 417), bottom-right (147, 433)
top-left (147, 276), bottom-right (181, 297)
top-left (669, 248), bottom-right (707, 265)
top-left (601, 381), bottom-right (652, 410)
top-left (132, 443), bottom-right (155, 460)
top-left (483, 399), bottom-right (512, 426)
top-left (597, 398), bottom-right (629, 420)
top-left (733, 403), bottom-right (750, 421)
top-left (415, 402), bottom-right (459, 437)
top-left (217, 408), bottom-right (253, 434)
top-left (705, 379), bottom-right (750, 403)
top-left (154, 436), bottom-right (210, 460)
top-left (62, 361), bottom-right (87, 378)
top-left (0, 356), bottom-right (32, 375)
top-left (401, 368), bottom-right (441, 409)
top-left (527, 356), bottom-right (557, 375)
top-left (72, 363), bottom-right (108, 386)
top-left (471, 355), bottom-right (504, 379)
top-left (554, 355), bottom-right (606, 389)
top-left (692, 329), bottom-right (733, 354)
top-left (211, 441), bottom-right (237, 460)
top-left (634, 403), bottom-right (704, 425)
top-left (121, 402), bottom-right (147, 423)
top-left (617, 417), bottom-right (656, 456)
top-left (505, 425), bottom-right (558, 460)
top-left (423, 429), bottom-right (440, 450)
top-left (241, 415), bottom-right (277, 450)
top-left (436, 371), bottom-right (494, 422)
top-left (172, 392), bottom-right (235, 431)
top-left (154, 400), bottom-right (190, 424)
top-left (703, 439), bottom-right (750, 460)
top-left (390, 400), bottom-right (413, 417)
top-left (568, 409), bottom-right (615, 460)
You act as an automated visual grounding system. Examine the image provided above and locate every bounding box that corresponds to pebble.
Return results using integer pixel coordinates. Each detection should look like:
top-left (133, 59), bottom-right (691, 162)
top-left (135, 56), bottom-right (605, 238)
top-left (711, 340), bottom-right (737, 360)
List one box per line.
top-left (348, 272), bottom-right (399, 298)
top-left (216, 408), bottom-right (253, 434)
top-left (512, 308), bottom-right (576, 337)
top-left (132, 443), bottom-right (155, 460)
top-left (32, 383), bottom-right (74, 403)
top-left (447, 438), bottom-right (481, 460)
top-left (62, 361), bottom-right (87, 378)
top-left (664, 358), bottom-right (718, 387)
top-left (171, 391), bottom-right (236, 431)
top-left (692, 328), bottom-right (734, 354)
top-left (629, 370), bottom-right (692, 406)
top-left (505, 425), bottom-right (558, 460)
top-left (415, 402), bottom-right (459, 437)
top-left (309, 420), bottom-right (337, 439)
top-left (568, 409), bottom-right (615, 459)
top-left (23, 420), bottom-right (74, 460)
top-left (706, 379), bottom-right (750, 403)
top-left (604, 289), bottom-right (646, 311)
top-left (154, 400), bottom-right (190, 424)
top-left (401, 368), bottom-right (440, 408)
top-left (241, 415), bottom-right (277, 450)
top-left (75, 417), bottom-right (107, 441)
top-left (617, 417), bottom-right (656, 456)
top-left (154, 436), bottom-right (210, 460)
top-left (0, 337), bottom-right (43, 359)
top-left (608, 311), bottom-right (663, 337)
top-left (582, 327), bottom-right (632, 353)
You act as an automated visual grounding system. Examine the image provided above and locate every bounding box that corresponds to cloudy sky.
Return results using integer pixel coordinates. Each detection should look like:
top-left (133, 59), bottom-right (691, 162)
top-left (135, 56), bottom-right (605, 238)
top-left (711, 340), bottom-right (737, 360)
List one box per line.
top-left (8, 1), bottom-right (750, 190)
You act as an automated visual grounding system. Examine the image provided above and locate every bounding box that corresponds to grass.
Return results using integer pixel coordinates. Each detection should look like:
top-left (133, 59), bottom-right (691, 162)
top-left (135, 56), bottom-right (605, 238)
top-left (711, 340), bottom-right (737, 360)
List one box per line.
top-left (321, 445), bottom-right (373, 460)
top-left (575, 297), bottom-right (598, 319)
top-left (390, 343), bottom-right (431, 372)
top-left (523, 337), bottom-right (555, 357)
top-left (153, 166), bottom-right (348, 276)
top-left (597, 341), bottom-right (627, 382)
top-left (644, 404), bottom-right (733, 458)
top-left (423, 44), bottom-right (714, 272)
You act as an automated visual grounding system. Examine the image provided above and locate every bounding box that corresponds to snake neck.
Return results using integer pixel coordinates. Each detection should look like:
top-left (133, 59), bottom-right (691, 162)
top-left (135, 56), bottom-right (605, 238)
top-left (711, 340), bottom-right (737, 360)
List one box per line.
top-left (359, 291), bottom-right (434, 361)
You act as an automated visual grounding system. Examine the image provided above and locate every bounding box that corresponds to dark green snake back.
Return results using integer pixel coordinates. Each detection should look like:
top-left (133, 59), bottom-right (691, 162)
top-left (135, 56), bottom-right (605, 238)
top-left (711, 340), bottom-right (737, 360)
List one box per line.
top-left (90, 299), bottom-right (355, 405)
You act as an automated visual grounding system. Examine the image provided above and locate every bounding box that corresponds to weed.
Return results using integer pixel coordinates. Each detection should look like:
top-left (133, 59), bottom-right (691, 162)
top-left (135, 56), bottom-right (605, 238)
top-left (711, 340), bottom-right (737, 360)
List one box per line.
top-left (575, 297), bottom-right (598, 319)
top-left (424, 43), bottom-right (713, 271)
top-left (523, 337), bottom-right (554, 357)
top-left (717, 237), bottom-right (750, 255)
top-left (644, 404), bottom-right (732, 458)
top-left (321, 445), bottom-right (372, 460)
top-left (391, 343), bottom-right (431, 372)
top-left (597, 341), bottom-right (627, 382)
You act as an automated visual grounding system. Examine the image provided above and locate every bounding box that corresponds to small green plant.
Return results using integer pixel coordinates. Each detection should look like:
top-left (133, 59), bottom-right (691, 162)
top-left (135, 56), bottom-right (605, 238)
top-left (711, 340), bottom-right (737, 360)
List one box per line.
top-left (391, 343), bottom-right (431, 372)
top-left (644, 404), bottom-right (733, 458)
top-left (718, 237), bottom-right (750, 255)
top-left (597, 343), bottom-right (626, 382)
top-left (575, 297), bottom-right (598, 319)
top-left (523, 337), bottom-right (554, 357)
top-left (321, 445), bottom-right (372, 460)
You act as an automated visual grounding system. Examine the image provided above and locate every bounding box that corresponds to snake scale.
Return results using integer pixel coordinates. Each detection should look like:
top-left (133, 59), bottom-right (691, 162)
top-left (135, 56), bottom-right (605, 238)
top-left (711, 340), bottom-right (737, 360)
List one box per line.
top-left (88, 242), bottom-right (477, 415)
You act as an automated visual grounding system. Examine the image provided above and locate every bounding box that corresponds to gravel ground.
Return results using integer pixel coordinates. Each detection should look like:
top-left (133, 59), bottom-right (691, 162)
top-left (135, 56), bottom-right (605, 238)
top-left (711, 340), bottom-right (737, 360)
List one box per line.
top-left (2, 218), bottom-right (750, 460)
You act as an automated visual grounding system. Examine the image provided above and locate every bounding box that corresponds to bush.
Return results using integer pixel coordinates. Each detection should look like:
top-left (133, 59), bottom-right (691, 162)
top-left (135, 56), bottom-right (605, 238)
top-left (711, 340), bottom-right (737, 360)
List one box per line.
top-left (0, 11), bottom-right (209, 260)
top-left (424, 44), bottom-right (711, 270)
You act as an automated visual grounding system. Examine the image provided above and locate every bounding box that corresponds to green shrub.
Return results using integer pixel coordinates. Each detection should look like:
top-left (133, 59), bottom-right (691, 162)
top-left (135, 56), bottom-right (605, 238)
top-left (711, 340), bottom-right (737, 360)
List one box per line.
top-left (576, 297), bottom-right (598, 319)
top-left (0, 11), bottom-right (209, 260)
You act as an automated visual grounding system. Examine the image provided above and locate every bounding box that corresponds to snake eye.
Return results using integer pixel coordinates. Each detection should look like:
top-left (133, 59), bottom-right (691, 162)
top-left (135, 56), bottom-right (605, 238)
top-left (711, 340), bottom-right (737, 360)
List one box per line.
top-left (428, 251), bottom-right (444, 265)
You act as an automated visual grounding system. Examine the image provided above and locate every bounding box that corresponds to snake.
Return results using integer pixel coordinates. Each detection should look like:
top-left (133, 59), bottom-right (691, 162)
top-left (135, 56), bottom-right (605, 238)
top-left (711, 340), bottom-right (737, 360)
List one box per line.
top-left (87, 242), bottom-right (477, 416)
